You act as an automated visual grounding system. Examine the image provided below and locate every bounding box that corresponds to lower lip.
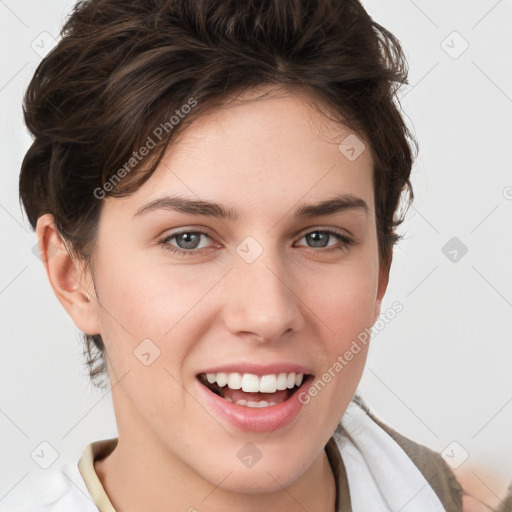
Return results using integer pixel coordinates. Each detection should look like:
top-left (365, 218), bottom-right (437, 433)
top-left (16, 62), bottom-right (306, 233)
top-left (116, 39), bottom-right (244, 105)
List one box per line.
top-left (195, 375), bottom-right (315, 433)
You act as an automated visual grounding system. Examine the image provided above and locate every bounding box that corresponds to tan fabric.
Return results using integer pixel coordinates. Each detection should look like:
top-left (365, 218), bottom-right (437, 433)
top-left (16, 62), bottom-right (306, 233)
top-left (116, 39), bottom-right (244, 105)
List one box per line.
top-left (77, 437), bottom-right (118, 512)
top-left (325, 436), bottom-right (352, 511)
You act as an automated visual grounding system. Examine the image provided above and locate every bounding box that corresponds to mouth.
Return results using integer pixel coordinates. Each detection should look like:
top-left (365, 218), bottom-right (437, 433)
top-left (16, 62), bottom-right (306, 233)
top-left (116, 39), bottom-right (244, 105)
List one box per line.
top-left (197, 372), bottom-right (313, 408)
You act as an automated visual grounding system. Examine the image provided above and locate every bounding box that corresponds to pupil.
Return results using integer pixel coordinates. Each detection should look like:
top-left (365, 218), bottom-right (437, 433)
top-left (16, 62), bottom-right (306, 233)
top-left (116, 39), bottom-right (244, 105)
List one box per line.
top-left (178, 232), bottom-right (199, 249)
top-left (307, 231), bottom-right (328, 248)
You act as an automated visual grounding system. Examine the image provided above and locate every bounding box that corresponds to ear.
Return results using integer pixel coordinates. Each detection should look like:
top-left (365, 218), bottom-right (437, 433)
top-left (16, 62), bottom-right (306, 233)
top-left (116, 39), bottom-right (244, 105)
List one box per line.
top-left (35, 213), bottom-right (101, 335)
top-left (372, 256), bottom-right (391, 325)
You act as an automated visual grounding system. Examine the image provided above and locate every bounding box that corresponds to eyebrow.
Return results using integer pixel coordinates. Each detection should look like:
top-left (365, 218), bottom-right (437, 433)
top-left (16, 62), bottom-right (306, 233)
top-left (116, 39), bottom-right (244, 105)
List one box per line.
top-left (133, 193), bottom-right (369, 220)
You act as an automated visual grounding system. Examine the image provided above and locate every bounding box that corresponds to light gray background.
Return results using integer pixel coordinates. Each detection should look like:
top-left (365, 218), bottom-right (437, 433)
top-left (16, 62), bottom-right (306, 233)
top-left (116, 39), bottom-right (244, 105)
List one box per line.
top-left (1, 0), bottom-right (511, 505)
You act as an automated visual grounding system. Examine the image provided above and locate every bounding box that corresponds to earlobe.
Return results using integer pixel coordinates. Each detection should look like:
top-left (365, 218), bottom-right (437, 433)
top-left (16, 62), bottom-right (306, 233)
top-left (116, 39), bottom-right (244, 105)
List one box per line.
top-left (35, 213), bottom-right (101, 335)
top-left (372, 259), bottom-right (391, 325)
top-left (372, 298), bottom-right (382, 325)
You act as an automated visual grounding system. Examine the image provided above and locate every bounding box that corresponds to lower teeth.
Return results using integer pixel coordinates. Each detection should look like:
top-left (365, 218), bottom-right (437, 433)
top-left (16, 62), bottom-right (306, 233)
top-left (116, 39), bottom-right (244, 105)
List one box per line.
top-left (224, 397), bottom-right (278, 408)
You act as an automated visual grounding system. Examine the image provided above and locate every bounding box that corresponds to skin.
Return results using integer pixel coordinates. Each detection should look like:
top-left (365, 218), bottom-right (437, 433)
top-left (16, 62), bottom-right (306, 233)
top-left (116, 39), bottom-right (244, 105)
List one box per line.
top-left (36, 86), bottom-right (389, 512)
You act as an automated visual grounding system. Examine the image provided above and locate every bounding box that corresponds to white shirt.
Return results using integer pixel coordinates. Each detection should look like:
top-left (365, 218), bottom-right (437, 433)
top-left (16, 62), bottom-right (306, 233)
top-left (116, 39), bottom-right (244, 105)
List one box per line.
top-left (0, 438), bottom-right (117, 512)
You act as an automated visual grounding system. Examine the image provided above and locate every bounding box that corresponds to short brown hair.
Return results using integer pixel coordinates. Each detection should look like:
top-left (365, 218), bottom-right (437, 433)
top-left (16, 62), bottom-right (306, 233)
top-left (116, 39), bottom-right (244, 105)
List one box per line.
top-left (19, 0), bottom-right (417, 389)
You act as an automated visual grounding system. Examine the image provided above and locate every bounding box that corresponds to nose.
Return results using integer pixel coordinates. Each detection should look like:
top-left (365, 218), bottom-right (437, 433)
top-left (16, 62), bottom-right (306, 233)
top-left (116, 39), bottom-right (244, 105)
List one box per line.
top-left (222, 250), bottom-right (304, 343)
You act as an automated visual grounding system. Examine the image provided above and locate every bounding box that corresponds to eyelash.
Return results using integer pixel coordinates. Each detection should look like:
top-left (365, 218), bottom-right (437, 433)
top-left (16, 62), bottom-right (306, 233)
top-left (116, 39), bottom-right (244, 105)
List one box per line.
top-left (157, 228), bottom-right (356, 257)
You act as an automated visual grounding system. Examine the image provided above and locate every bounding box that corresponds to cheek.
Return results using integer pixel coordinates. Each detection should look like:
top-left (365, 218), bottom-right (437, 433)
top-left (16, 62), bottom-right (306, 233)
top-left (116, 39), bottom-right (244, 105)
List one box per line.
top-left (94, 256), bottom-right (220, 372)
top-left (92, 266), bottom-right (205, 416)
top-left (305, 257), bottom-right (379, 345)
top-left (297, 259), bottom-right (378, 413)
top-left (97, 247), bottom-right (198, 328)
top-left (302, 266), bottom-right (376, 418)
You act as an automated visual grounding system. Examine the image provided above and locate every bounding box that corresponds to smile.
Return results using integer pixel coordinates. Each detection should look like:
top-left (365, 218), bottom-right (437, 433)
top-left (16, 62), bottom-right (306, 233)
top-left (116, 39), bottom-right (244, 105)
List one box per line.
top-left (197, 371), bottom-right (309, 408)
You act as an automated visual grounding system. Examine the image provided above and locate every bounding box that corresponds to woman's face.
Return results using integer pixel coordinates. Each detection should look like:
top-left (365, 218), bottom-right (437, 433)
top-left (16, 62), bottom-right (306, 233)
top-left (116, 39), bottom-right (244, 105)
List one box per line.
top-left (85, 88), bottom-right (387, 491)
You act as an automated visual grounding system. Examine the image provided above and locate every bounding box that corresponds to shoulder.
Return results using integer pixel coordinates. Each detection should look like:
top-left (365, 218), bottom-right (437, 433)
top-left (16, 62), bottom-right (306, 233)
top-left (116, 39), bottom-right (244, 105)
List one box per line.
top-left (0, 460), bottom-right (98, 512)
top-left (354, 395), bottom-right (464, 512)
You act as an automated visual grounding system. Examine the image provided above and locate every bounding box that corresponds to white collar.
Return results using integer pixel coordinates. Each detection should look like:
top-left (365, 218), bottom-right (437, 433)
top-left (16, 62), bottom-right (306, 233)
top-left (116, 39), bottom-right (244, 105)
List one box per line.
top-left (337, 401), bottom-right (446, 512)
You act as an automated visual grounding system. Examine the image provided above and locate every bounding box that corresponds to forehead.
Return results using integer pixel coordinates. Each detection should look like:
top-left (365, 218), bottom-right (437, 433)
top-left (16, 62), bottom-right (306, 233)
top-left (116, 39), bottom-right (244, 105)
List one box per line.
top-left (103, 88), bottom-right (375, 221)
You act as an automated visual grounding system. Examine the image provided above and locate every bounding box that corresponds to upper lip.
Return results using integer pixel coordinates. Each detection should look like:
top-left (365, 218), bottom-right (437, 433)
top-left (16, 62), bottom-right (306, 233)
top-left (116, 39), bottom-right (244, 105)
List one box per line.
top-left (196, 362), bottom-right (313, 377)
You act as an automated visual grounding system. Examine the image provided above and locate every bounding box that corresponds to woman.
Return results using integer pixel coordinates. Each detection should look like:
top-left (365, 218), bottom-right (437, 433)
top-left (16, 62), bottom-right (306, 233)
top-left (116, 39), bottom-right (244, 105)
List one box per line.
top-left (11, 0), bottom-right (507, 510)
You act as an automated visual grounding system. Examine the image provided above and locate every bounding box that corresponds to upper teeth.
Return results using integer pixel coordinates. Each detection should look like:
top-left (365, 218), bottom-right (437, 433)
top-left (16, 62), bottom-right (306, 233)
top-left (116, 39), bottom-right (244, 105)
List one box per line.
top-left (204, 372), bottom-right (304, 393)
